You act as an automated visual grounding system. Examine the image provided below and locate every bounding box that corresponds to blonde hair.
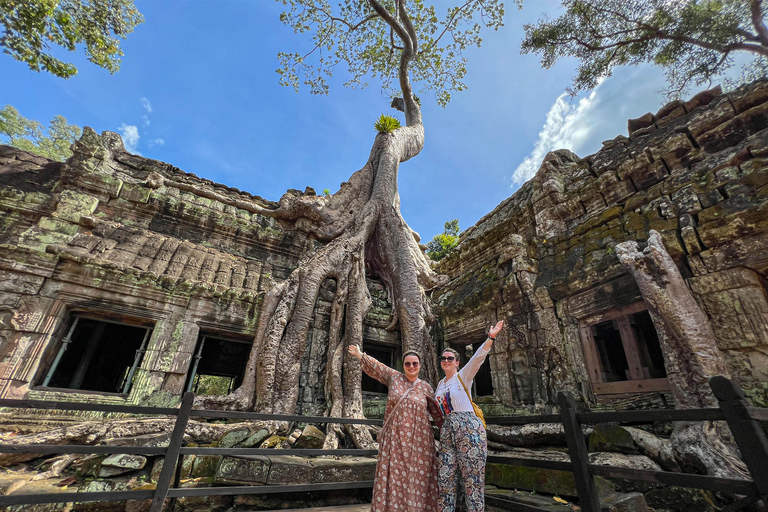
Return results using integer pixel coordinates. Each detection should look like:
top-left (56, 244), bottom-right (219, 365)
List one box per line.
top-left (441, 348), bottom-right (460, 359)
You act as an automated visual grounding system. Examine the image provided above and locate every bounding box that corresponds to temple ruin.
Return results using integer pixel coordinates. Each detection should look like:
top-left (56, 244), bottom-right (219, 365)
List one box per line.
top-left (0, 80), bottom-right (767, 509)
top-left (2, 82), bottom-right (768, 414)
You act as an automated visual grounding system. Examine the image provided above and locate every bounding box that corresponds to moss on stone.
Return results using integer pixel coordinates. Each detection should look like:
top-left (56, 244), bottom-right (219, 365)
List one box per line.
top-left (486, 463), bottom-right (615, 498)
top-left (588, 424), bottom-right (637, 454)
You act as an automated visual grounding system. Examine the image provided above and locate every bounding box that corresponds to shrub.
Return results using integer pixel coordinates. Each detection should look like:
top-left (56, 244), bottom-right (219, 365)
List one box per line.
top-left (427, 219), bottom-right (460, 261)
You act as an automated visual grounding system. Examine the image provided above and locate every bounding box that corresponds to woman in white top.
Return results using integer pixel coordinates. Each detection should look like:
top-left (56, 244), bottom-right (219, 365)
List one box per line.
top-left (435, 320), bottom-right (503, 512)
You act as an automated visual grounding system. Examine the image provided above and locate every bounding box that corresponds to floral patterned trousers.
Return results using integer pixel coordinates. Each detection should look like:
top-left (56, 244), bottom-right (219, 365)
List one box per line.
top-left (438, 411), bottom-right (487, 512)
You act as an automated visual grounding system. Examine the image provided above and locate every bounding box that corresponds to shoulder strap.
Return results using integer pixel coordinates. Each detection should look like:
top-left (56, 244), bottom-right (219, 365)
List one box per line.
top-left (382, 380), bottom-right (417, 431)
top-left (457, 375), bottom-right (473, 401)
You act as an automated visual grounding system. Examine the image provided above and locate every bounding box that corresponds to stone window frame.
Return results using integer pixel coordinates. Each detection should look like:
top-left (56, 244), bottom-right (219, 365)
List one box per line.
top-left (36, 313), bottom-right (153, 395)
top-left (29, 291), bottom-right (164, 400)
top-left (578, 302), bottom-right (671, 395)
top-left (184, 331), bottom-right (253, 396)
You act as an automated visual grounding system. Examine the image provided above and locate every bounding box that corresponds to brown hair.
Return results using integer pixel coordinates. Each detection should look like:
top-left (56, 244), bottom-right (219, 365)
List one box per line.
top-left (402, 350), bottom-right (422, 363)
top-left (441, 348), bottom-right (460, 360)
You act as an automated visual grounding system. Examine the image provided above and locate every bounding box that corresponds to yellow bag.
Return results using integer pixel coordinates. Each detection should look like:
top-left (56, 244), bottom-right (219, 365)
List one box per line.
top-left (457, 375), bottom-right (486, 428)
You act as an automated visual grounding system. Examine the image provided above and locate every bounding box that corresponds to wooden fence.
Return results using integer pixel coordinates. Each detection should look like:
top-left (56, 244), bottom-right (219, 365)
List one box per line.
top-left (0, 376), bottom-right (766, 511)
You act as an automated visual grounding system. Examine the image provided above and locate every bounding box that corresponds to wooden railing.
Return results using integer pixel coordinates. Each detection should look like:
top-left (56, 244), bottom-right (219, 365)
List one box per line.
top-left (0, 376), bottom-right (766, 512)
top-left (484, 376), bottom-right (768, 512)
top-left (0, 393), bottom-right (381, 511)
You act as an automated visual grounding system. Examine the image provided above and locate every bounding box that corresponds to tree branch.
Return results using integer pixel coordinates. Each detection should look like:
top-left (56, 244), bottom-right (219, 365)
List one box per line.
top-left (423, 0), bottom-right (475, 53)
top-left (366, 0), bottom-right (410, 46)
top-left (750, 0), bottom-right (768, 47)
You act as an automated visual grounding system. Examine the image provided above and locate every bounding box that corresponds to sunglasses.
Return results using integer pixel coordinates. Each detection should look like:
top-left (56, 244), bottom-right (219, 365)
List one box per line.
top-left (440, 356), bottom-right (456, 362)
top-left (403, 361), bottom-right (420, 367)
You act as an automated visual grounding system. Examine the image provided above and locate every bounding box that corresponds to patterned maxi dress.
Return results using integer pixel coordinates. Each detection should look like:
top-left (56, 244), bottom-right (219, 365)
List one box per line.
top-left (361, 354), bottom-right (439, 512)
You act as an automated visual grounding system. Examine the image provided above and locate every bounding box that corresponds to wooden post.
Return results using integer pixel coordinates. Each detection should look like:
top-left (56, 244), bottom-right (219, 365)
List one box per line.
top-left (150, 392), bottom-right (195, 512)
top-left (558, 391), bottom-right (601, 512)
top-left (710, 376), bottom-right (768, 500)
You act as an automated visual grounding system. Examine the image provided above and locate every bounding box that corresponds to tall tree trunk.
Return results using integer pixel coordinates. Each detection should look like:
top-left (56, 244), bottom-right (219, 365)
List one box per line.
top-left (197, 3), bottom-right (448, 448)
top-left (616, 230), bottom-right (749, 480)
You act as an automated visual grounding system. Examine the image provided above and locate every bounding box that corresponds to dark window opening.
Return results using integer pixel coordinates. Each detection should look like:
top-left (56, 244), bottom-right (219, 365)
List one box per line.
top-left (471, 342), bottom-right (494, 396)
top-left (362, 344), bottom-right (395, 394)
top-left (185, 335), bottom-right (251, 396)
top-left (40, 316), bottom-right (152, 394)
top-left (579, 303), bottom-right (670, 395)
top-left (452, 343), bottom-right (493, 397)
top-left (629, 310), bottom-right (667, 379)
top-left (592, 320), bottom-right (630, 382)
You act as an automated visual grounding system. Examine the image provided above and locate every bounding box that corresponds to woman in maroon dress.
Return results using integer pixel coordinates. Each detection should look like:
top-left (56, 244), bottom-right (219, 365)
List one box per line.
top-left (348, 345), bottom-right (440, 512)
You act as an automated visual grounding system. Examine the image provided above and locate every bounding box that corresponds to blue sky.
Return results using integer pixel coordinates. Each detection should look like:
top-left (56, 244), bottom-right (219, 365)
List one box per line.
top-left (0, 1), bottom-right (714, 241)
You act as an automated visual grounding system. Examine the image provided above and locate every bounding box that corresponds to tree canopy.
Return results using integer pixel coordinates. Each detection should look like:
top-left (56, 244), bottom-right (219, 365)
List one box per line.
top-left (1, 0), bottom-right (143, 78)
top-left (0, 105), bottom-right (82, 161)
top-left (276, 0), bottom-right (517, 107)
top-left (427, 218), bottom-right (460, 260)
top-left (522, 0), bottom-right (768, 97)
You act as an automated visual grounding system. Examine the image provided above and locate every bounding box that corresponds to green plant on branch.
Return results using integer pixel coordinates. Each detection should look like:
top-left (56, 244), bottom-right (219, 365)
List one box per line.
top-left (374, 113), bottom-right (401, 133)
top-left (521, 0), bottom-right (768, 97)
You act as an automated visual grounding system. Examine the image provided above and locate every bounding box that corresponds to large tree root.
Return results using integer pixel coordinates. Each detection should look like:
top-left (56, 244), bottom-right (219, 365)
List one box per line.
top-left (0, 418), bottom-right (274, 467)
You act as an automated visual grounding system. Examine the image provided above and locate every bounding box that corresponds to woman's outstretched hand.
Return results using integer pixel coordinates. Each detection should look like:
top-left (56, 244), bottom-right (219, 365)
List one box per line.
top-left (489, 320), bottom-right (504, 338)
top-left (348, 344), bottom-right (363, 360)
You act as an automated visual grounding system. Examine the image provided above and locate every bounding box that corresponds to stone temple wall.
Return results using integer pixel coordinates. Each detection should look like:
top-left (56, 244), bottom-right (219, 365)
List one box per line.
top-left (0, 128), bottom-right (319, 409)
top-left (433, 80), bottom-right (768, 410)
top-left (0, 126), bottom-right (399, 415)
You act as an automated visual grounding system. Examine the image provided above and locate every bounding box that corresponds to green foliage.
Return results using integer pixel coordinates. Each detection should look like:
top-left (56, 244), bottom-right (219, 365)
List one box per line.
top-left (374, 113), bottom-right (401, 133)
top-left (521, 0), bottom-right (768, 98)
top-left (323, 188), bottom-right (331, 196)
top-left (276, 1), bottom-right (518, 107)
top-left (194, 375), bottom-right (235, 396)
top-left (1, 0), bottom-right (143, 78)
top-left (427, 218), bottom-right (460, 261)
top-left (0, 105), bottom-right (82, 161)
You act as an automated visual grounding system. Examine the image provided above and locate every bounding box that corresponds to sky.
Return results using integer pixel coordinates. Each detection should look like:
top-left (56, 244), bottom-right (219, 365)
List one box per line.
top-left (0, 1), bottom-right (726, 241)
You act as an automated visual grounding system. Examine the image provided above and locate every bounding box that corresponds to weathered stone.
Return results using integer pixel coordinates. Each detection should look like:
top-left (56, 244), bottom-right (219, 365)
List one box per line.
top-left (240, 428), bottom-right (272, 448)
top-left (309, 456), bottom-right (377, 483)
top-left (75, 480), bottom-right (129, 511)
top-left (265, 455), bottom-right (314, 484)
top-left (97, 454), bottom-right (147, 477)
top-left (486, 462), bottom-right (616, 498)
top-left (684, 85), bottom-right (722, 113)
top-left (643, 486), bottom-right (718, 512)
top-left (214, 456), bottom-right (270, 485)
top-left (600, 492), bottom-right (651, 512)
top-left (627, 113), bottom-right (655, 134)
top-left (218, 428), bottom-right (250, 448)
top-left (589, 424), bottom-right (639, 455)
top-left (293, 424), bottom-right (325, 449)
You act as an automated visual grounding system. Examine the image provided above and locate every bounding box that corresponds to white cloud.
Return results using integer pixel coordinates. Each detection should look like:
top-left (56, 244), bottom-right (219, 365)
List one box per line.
top-left (149, 138), bottom-right (165, 147)
top-left (511, 85), bottom-right (602, 186)
top-left (510, 65), bottom-right (674, 187)
top-left (142, 114), bottom-right (150, 126)
top-left (140, 97), bottom-right (153, 113)
top-left (119, 124), bottom-right (140, 154)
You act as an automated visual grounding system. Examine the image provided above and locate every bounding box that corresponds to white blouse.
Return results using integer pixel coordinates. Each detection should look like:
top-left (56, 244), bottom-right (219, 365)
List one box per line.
top-left (435, 345), bottom-right (489, 413)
